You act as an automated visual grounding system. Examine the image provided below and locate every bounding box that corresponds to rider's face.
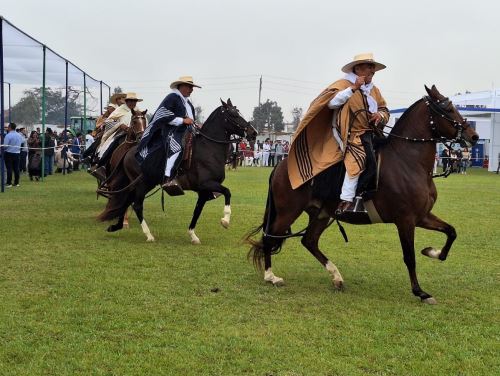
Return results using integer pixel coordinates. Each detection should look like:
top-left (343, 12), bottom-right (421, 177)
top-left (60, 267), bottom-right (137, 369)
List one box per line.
top-left (125, 100), bottom-right (138, 110)
top-left (116, 97), bottom-right (125, 106)
top-left (354, 63), bottom-right (376, 83)
top-left (178, 84), bottom-right (194, 98)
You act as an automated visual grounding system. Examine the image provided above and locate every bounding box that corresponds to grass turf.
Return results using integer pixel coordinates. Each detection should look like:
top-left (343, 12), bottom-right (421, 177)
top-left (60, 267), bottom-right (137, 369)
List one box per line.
top-left (0, 167), bottom-right (498, 375)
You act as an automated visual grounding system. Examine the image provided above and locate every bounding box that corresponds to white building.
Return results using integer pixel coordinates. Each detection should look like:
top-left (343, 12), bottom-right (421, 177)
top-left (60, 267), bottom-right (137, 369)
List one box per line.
top-left (388, 89), bottom-right (500, 172)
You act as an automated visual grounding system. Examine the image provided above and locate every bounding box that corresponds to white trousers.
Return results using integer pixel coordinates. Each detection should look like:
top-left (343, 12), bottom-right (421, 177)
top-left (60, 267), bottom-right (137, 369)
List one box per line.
top-left (164, 151), bottom-right (180, 177)
top-left (340, 173), bottom-right (359, 202)
top-left (263, 152), bottom-right (270, 166)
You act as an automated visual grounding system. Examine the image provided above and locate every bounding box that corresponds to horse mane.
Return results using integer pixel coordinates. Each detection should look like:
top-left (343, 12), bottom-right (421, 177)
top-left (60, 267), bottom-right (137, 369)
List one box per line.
top-left (202, 106), bottom-right (222, 127)
top-left (388, 98), bottom-right (423, 136)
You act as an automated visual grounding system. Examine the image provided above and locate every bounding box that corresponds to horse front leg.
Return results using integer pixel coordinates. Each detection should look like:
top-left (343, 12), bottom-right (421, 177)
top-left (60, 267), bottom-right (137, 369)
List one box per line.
top-left (132, 195), bottom-right (154, 242)
top-left (187, 194), bottom-right (207, 244)
top-left (396, 222), bottom-right (436, 304)
top-left (201, 182), bottom-right (232, 229)
top-left (417, 212), bottom-right (457, 261)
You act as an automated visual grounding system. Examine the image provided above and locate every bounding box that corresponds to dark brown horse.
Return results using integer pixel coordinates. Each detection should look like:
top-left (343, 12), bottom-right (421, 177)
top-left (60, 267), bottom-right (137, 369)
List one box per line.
top-left (246, 85), bottom-right (479, 304)
top-left (98, 99), bottom-right (257, 243)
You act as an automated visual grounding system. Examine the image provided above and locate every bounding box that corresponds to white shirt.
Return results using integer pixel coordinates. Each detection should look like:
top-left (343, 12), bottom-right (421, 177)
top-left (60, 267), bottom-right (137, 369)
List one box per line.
top-left (169, 89), bottom-right (194, 126)
top-left (85, 134), bottom-right (94, 147)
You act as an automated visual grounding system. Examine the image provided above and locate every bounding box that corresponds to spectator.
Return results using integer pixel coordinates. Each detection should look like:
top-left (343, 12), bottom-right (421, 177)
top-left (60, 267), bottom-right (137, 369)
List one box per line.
top-left (2, 123), bottom-right (24, 187)
top-left (275, 139), bottom-right (284, 164)
top-left (440, 148), bottom-right (449, 172)
top-left (269, 140), bottom-right (275, 167)
top-left (27, 131), bottom-right (41, 181)
top-left (283, 141), bottom-right (289, 159)
top-left (18, 127), bottom-right (28, 173)
top-left (71, 133), bottom-right (82, 170)
top-left (262, 139), bottom-right (271, 167)
top-left (40, 127), bottom-right (56, 176)
top-left (461, 148), bottom-right (471, 175)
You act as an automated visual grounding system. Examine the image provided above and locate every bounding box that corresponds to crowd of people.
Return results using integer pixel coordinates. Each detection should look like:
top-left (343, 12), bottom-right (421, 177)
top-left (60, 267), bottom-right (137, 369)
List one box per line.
top-left (2, 122), bottom-right (92, 187)
top-left (231, 138), bottom-right (290, 167)
top-left (438, 147), bottom-right (472, 175)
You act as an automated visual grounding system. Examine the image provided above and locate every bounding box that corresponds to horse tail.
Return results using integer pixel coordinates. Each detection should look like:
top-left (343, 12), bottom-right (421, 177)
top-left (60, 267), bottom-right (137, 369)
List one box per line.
top-left (245, 167), bottom-right (285, 270)
top-left (97, 170), bottom-right (132, 222)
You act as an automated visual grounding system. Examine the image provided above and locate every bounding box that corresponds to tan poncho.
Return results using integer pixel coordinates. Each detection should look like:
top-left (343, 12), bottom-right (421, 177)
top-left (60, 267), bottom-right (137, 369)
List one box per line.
top-left (288, 79), bottom-right (389, 189)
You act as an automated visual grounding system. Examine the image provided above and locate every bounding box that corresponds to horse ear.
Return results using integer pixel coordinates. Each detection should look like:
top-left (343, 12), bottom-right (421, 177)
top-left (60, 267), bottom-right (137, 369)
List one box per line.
top-left (424, 85), bottom-right (432, 96)
top-left (227, 98), bottom-right (233, 107)
top-left (142, 110), bottom-right (147, 115)
top-left (220, 98), bottom-right (227, 108)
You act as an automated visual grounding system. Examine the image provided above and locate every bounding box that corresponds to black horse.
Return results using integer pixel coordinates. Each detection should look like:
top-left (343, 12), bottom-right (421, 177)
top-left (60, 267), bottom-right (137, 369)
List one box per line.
top-left (97, 99), bottom-right (257, 243)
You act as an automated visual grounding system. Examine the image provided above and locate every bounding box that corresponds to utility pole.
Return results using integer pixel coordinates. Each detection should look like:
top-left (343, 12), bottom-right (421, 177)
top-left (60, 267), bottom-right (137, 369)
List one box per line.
top-left (258, 75), bottom-right (262, 106)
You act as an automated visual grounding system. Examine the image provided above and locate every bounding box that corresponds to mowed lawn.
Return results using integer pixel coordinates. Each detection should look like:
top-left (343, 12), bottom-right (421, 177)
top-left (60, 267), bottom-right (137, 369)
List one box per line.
top-left (0, 167), bottom-right (498, 376)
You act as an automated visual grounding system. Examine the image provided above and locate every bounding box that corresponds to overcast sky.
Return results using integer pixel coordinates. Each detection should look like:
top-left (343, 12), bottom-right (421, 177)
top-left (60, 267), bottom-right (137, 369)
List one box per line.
top-left (2, 0), bottom-right (499, 122)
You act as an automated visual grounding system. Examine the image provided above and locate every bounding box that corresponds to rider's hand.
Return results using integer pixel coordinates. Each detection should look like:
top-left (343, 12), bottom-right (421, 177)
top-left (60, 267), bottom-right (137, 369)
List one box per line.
top-left (351, 76), bottom-right (366, 91)
top-left (183, 117), bottom-right (194, 125)
top-left (369, 112), bottom-right (383, 126)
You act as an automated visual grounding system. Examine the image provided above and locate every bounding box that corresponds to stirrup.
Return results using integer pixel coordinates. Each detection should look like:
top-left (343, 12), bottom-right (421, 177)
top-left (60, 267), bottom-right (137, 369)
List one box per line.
top-left (162, 177), bottom-right (185, 196)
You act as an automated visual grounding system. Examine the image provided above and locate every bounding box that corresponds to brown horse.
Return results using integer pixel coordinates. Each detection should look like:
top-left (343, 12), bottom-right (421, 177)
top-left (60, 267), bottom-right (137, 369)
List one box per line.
top-left (246, 85), bottom-right (479, 304)
top-left (98, 100), bottom-right (257, 243)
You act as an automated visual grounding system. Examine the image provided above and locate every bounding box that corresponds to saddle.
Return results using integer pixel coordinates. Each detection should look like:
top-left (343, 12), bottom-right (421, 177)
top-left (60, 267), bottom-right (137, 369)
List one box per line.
top-left (311, 132), bottom-right (386, 223)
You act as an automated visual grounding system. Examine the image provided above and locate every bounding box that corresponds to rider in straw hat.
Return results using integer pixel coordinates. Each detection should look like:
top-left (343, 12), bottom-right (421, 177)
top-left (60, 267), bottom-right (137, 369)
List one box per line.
top-left (91, 92), bottom-right (144, 180)
top-left (287, 53), bottom-right (390, 213)
top-left (136, 76), bottom-right (201, 196)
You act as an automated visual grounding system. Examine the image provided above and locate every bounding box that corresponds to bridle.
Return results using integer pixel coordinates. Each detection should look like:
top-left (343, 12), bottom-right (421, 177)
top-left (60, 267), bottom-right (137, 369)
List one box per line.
top-left (128, 114), bottom-right (147, 140)
top-left (386, 96), bottom-right (470, 144)
top-left (194, 106), bottom-right (256, 144)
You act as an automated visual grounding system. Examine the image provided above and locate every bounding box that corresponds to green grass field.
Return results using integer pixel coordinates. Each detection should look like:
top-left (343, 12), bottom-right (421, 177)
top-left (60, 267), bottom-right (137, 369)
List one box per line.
top-left (0, 167), bottom-right (498, 375)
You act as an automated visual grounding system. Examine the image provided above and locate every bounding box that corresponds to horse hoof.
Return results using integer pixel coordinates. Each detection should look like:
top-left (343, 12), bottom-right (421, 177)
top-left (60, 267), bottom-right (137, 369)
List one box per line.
top-left (271, 278), bottom-right (284, 287)
top-left (333, 280), bottom-right (344, 291)
top-left (421, 247), bottom-right (441, 259)
top-left (422, 297), bottom-right (437, 305)
top-left (146, 237), bottom-right (155, 242)
top-left (123, 223), bottom-right (129, 229)
top-left (107, 225), bottom-right (121, 232)
top-left (191, 238), bottom-right (201, 245)
top-left (220, 219), bottom-right (229, 229)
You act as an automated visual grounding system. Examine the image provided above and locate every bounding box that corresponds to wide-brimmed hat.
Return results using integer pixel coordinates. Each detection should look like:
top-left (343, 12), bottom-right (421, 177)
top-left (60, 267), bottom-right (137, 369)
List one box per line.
top-left (170, 76), bottom-right (202, 89)
top-left (341, 53), bottom-right (386, 73)
top-left (110, 93), bottom-right (126, 105)
top-left (104, 103), bottom-right (117, 110)
top-left (124, 92), bottom-right (143, 102)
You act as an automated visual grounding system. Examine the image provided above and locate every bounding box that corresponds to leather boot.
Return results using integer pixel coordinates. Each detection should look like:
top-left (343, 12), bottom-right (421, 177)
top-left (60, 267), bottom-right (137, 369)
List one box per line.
top-left (335, 200), bottom-right (354, 215)
top-left (162, 177), bottom-right (185, 196)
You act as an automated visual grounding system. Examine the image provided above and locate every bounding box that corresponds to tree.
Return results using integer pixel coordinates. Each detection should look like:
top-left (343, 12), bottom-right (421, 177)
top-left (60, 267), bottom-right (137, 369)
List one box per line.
top-left (194, 105), bottom-right (204, 124)
top-left (251, 99), bottom-right (284, 133)
top-left (10, 87), bottom-right (83, 126)
top-left (291, 106), bottom-right (303, 130)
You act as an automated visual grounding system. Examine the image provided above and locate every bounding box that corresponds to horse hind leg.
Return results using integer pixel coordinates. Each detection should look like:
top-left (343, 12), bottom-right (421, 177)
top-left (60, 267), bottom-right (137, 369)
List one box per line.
top-left (397, 222), bottom-right (437, 304)
top-left (107, 215), bottom-right (125, 232)
top-left (302, 210), bottom-right (344, 290)
top-left (417, 212), bottom-right (456, 261)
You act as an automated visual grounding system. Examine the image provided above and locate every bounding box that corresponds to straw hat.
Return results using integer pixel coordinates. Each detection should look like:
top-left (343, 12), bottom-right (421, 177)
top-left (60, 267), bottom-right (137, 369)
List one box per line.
top-left (124, 92), bottom-right (143, 102)
top-left (341, 53), bottom-right (386, 73)
top-left (110, 93), bottom-right (126, 105)
top-left (104, 103), bottom-right (117, 110)
top-left (170, 76), bottom-right (202, 89)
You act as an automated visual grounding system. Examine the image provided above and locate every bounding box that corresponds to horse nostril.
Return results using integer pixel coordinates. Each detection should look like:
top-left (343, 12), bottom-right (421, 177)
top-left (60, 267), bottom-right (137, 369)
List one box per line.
top-left (472, 134), bottom-right (479, 141)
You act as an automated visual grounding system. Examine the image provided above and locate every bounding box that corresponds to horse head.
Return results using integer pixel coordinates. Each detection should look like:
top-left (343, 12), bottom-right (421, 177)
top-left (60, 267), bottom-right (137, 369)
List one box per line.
top-left (130, 109), bottom-right (148, 139)
top-left (220, 98), bottom-right (257, 141)
top-left (424, 85), bottom-right (479, 147)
